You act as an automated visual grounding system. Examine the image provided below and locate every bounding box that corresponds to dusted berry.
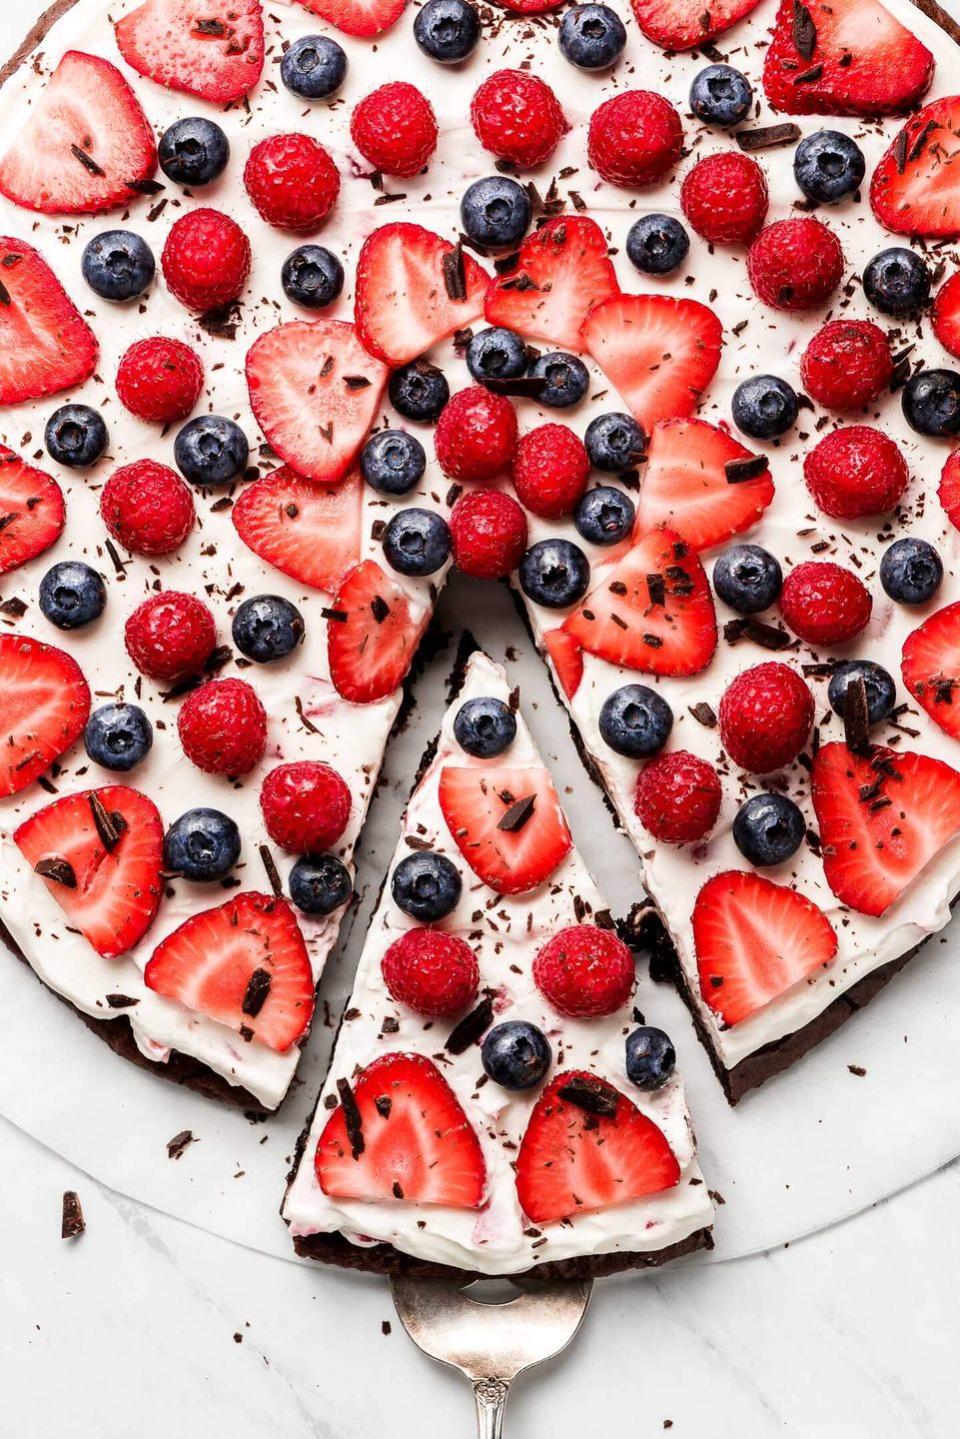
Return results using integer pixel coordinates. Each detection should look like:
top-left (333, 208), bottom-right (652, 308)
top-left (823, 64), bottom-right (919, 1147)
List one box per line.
top-left (747, 218), bottom-right (844, 312)
top-left (381, 929), bottom-right (479, 1018)
top-left (179, 679), bottom-right (267, 776)
top-left (389, 360), bottom-right (449, 422)
top-left (414, 0), bottom-right (480, 63)
top-left (680, 151), bottom-right (768, 246)
top-left (527, 351), bottom-right (589, 409)
top-left (470, 69), bottom-right (568, 168)
top-left (533, 924), bottom-right (635, 1017)
top-left (625, 214), bottom-right (689, 276)
top-left (712, 544), bottom-right (782, 615)
top-left (780, 561), bottom-right (872, 646)
top-left (732, 793), bottom-right (805, 867)
top-left (625, 1026), bottom-right (676, 1090)
top-left (793, 131), bottom-right (864, 204)
top-left (719, 662), bottom-right (814, 773)
top-left (260, 760), bottom-right (351, 851)
top-left (81, 229), bottom-right (155, 301)
top-left (244, 134), bottom-right (340, 232)
top-left (454, 695), bottom-right (517, 757)
top-left (731, 375), bottom-right (798, 440)
top-left (828, 660), bottom-right (897, 727)
top-left (800, 320), bottom-right (893, 410)
top-left (280, 35), bottom-right (347, 99)
top-left (481, 1021), bottom-right (551, 1090)
top-left (467, 327), bottom-right (528, 385)
top-left (519, 537), bottom-right (590, 608)
top-left (351, 82), bottom-right (438, 178)
top-left (158, 118), bottom-right (229, 186)
top-left (633, 751), bottom-right (722, 843)
top-left (383, 508), bottom-right (451, 576)
top-left (574, 486), bottom-right (635, 546)
top-left (100, 460), bottom-right (195, 557)
top-left (360, 429), bottom-right (426, 496)
top-left (124, 592), bottom-right (216, 682)
top-left (162, 208), bottom-right (251, 312)
top-left (879, 538), bottom-right (943, 605)
top-left (174, 415), bottom-right (249, 487)
top-left (689, 65), bottom-right (752, 127)
top-left (588, 90), bottom-right (683, 188)
top-left (39, 561), bottom-right (106, 630)
top-left (164, 807), bottom-right (241, 881)
top-left (803, 426), bottom-right (908, 520)
top-left (599, 683), bottom-right (673, 758)
top-left (391, 850), bottom-right (462, 921)
top-left (435, 386), bottom-right (518, 481)
top-left (584, 411), bottom-right (646, 471)
top-left (559, 5), bottom-right (626, 70)
top-left (116, 337), bottom-right (204, 424)
top-left (289, 853), bottom-right (352, 916)
top-left (512, 424), bottom-right (589, 519)
top-left (232, 594), bottom-right (305, 663)
top-left (460, 177), bottom-right (532, 249)
top-left (281, 245), bottom-right (344, 309)
top-left (863, 247), bottom-right (930, 317)
top-left (450, 489), bottom-right (528, 579)
top-left (84, 702), bottom-right (153, 772)
top-left (44, 404), bottom-right (108, 468)
top-left (902, 368), bottom-right (960, 438)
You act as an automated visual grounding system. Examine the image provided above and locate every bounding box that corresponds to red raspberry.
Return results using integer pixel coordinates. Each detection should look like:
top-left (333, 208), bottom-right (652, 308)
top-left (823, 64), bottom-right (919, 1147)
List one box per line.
top-left (470, 70), bottom-right (568, 168)
top-left (804, 425), bottom-right (908, 520)
top-left (588, 91), bottom-right (683, 189)
top-left (350, 82), bottom-right (438, 179)
top-left (116, 337), bottom-right (204, 424)
top-left (931, 270), bottom-right (960, 359)
top-left (101, 461), bottom-right (195, 557)
top-left (450, 489), bottom-right (528, 579)
top-left (633, 751), bottom-right (722, 843)
top-left (161, 208), bottom-right (251, 312)
top-left (381, 929), bottom-right (479, 1018)
top-left (532, 924), bottom-right (635, 1018)
top-left (178, 677), bottom-right (267, 775)
top-left (800, 320), bottom-right (893, 410)
top-left (718, 662), bottom-right (814, 774)
top-left (512, 424), bottom-right (589, 519)
top-left (435, 386), bottom-right (519, 482)
top-left (680, 152), bottom-right (768, 246)
top-left (260, 761), bottom-right (352, 853)
top-left (124, 592), bottom-right (216, 682)
top-left (780, 562), bottom-right (872, 647)
top-left (747, 218), bottom-right (844, 312)
top-left (243, 134), bottom-right (340, 232)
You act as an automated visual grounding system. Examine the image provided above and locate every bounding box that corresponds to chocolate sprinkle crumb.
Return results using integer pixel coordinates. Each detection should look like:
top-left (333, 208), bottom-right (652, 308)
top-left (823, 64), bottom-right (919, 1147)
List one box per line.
top-left (446, 995), bottom-right (495, 1055)
top-left (724, 617), bottom-right (793, 650)
top-left (89, 792), bottom-right (126, 852)
top-left (35, 855), bottom-right (76, 888)
top-left (242, 967), bottom-right (272, 1018)
top-left (792, 0), bottom-right (817, 59)
top-left (725, 454), bottom-right (768, 483)
top-left (258, 844), bottom-right (283, 897)
top-left (167, 1130), bottom-right (196, 1160)
top-left (441, 242), bottom-right (467, 302)
top-left (689, 701), bottom-right (717, 728)
top-left (61, 1191), bottom-right (84, 1239)
top-left (557, 1074), bottom-right (619, 1118)
top-left (336, 1078), bottom-right (365, 1159)
top-left (498, 793), bottom-right (536, 832)
top-left (735, 122), bottom-right (802, 152)
top-left (843, 675), bottom-right (871, 756)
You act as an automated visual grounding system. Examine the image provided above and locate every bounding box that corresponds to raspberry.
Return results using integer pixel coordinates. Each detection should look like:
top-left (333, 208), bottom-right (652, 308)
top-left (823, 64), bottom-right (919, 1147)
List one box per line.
top-left (161, 208), bottom-right (251, 313)
top-left (932, 271), bottom-right (960, 359)
top-left (633, 751), bottom-right (722, 843)
top-left (800, 320), bottom-right (893, 410)
top-left (124, 592), bottom-right (216, 682)
top-left (435, 386), bottom-right (519, 482)
top-left (260, 760), bottom-right (352, 853)
top-left (680, 152), bottom-right (768, 246)
top-left (532, 924), bottom-right (635, 1017)
top-left (450, 489), bottom-right (528, 579)
top-left (177, 677), bottom-right (267, 775)
top-left (780, 562), bottom-right (872, 647)
top-left (718, 663), bottom-right (814, 774)
top-left (747, 218), bottom-right (844, 312)
top-left (588, 91), bottom-right (682, 188)
top-left (101, 461), bottom-right (195, 557)
top-left (350, 82), bottom-right (438, 179)
top-left (243, 134), bottom-right (340, 232)
top-left (381, 929), bottom-right (479, 1018)
top-left (804, 425), bottom-right (908, 520)
top-left (512, 424), bottom-right (589, 519)
top-left (470, 70), bottom-right (568, 168)
top-left (116, 337), bottom-right (204, 424)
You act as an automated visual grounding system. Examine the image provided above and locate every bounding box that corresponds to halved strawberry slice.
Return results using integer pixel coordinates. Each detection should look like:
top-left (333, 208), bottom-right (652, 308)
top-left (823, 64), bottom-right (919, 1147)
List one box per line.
top-left (938, 451), bottom-right (960, 533)
top-left (484, 217), bottom-right (618, 353)
top-left (316, 1052), bottom-right (486, 1206)
top-left (291, 0), bottom-right (406, 38)
top-left (0, 52), bottom-right (157, 215)
top-left (901, 601), bottom-right (960, 739)
top-left (630, 0), bottom-right (761, 49)
top-left (564, 527), bottom-right (717, 676)
top-left (438, 763), bottom-right (572, 895)
top-left (693, 870), bottom-right (838, 1027)
top-left (581, 295), bottom-right (722, 435)
top-left (543, 628), bottom-right (583, 700)
top-left (355, 223), bottom-right (490, 368)
top-left (635, 419), bottom-right (773, 553)
top-left (515, 1070), bottom-right (680, 1225)
top-left (246, 320), bottom-right (388, 484)
top-left (0, 448), bottom-right (65, 576)
top-left (0, 633), bottom-right (90, 798)
top-left (115, 0), bottom-right (265, 104)
top-left (811, 741), bottom-right (960, 916)
top-left (15, 786), bottom-right (163, 959)
top-left (871, 98), bottom-right (960, 238)
top-left (327, 559), bottom-right (429, 704)
top-left (933, 272), bottom-right (960, 360)
top-left (232, 465), bottom-right (361, 593)
top-left (0, 238), bottom-right (98, 405)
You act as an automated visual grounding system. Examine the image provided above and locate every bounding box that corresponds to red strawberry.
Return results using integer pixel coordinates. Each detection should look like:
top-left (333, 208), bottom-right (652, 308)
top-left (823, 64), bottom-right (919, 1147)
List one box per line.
top-left (438, 763), bottom-right (572, 895)
top-left (630, 0), bottom-right (761, 49)
top-left (15, 786), bottom-right (163, 959)
top-left (246, 320), bottom-right (388, 484)
top-left (543, 628), bottom-right (583, 700)
top-left (232, 466), bottom-right (362, 592)
top-left (902, 601), bottom-right (960, 740)
top-left (316, 1052), bottom-right (486, 1207)
top-left (0, 448), bottom-right (65, 577)
top-left (0, 634), bottom-right (90, 798)
top-left (484, 216), bottom-right (618, 353)
top-left (327, 559), bottom-right (429, 704)
top-left (0, 52), bottom-right (156, 215)
top-left (938, 450), bottom-right (960, 533)
top-left (581, 295), bottom-right (722, 434)
top-left (694, 871), bottom-right (838, 1027)
top-left (291, 0), bottom-right (407, 39)
top-left (515, 1071), bottom-right (680, 1224)
top-left (0, 238), bottom-right (98, 405)
top-left (145, 892), bottom-right (314, 1052)
top-left (564, 527), bottom-right (717, 677)
top-left (355, 223), bottom-right (490, 368)
top-left (932, 272), bottom-right (960, 359)
top-left (871, 98), bottom-right (960, 239)
top-left (115, 0), bottom-right (264, 104)
top-left (811, 741), bottom-right (960, 916)
top-left (634, 418), bottom-right (773, 552)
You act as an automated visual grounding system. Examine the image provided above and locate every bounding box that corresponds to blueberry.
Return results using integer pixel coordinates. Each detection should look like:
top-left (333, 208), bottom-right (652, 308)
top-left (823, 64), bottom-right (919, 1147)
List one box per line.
top-left (389, 360), bottom-right (450, 422)
top-left (828, 660), bottom-right (896, 726)
top-left (689, 64), bottom-right (753, 127)
top-left (38, 561), bottom-right (106, 630)
top-left (712, 543), bottom-right (782, 614)
top-left (519, 538), bottom-right (590, 608)
top-left (460, 176), bottom-right (531, 249)
top-left (81, 230), bottom-right (155, 301)
top-left (83, 703), bottom-right (153, 772)
top-left (391, 850), bottom-right (462, 921)
top-left (598, 683), bottom-right (673, 758)
top-left (528, 351), bottom-right (589, 409)
top-left (902, 368), bottom-right (960, 437)
top-left (585, 411), bottom-right (646, 471)
top-left (466, 327), bottom-right (528, 386)
top-left (174, 415), bottom-right (249, 486)
top-left (289, 853), bottom-right (352, 915)
top-left (793, 130), bottom-right (865, 203)
top-left (414, 0), bottom-right (480, 63)
top-left (454, 696), bottom-right (517, 757)
top-left (732, 793), bottom-right (805, 867)
top-left (574, 486), bottom-right (635, 546)
top-left (164, 808), bottom-right (241, 882)
top-left (280, 34), bottom-right (347, 98)
top-left (558, 4), bottom-right (626, 69)
top-left (863, 247), bottom-right (930, 317)
top-left (158, 117), bottom-right (230, 187)
top-left (481, 1021), bottom-right (551, 1090)
top-left (626, 213), bottom-right (690, 276)
top-left (231, 594), bottom-right (305, 662)
top-left (44, 404), bottom-right (108, 468)
top-left (625, 1026), bottom-right (676, 1091)
top-left (731, 375), bottom-right (798, 440)
top-left (360, 429), bottom-right (426, 495)
top-left (383, 507), bottom-right (451, 576)
top-left (281, 245), bottom-right (344, 309)
top-left (879, 537), bottom-right (943, 605)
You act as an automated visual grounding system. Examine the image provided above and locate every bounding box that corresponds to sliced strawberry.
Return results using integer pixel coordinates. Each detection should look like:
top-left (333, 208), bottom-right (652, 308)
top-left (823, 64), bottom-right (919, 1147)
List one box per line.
top-left (115, 0), bottom-right (264, 104)
top-left (0, 52), bottom-right (156, 215)
top-left (484, 217), bottom-right (618, 353)
top-left (630, 0), bottom-right (760, 49)
top-left (871, 98), bottom-right (960, 238)
top-left (564, 527), bottom-right (717, 677)
top-left (232, 465), bottom-right (361, 593)
top-left (0, 448), bottom-right (65, 577)
top-left (0, 238), bottom-right (98, 405)
top-left (811, 741), bottom-right (960, 917)
top-left (291, 0), bottom-right (406, 38)
top-left (694, 870), bottom-right (838, 1027)
top-left (327, 559), bottom-right (429, 704)
top-left (902, 601), bottom-right (960, 740)
top-left (15, 786), bottom-right (163, 959)
top-left (933, 272), bottom-right (960, 360)
top-left (635, 418), bottom-right (773, 553)
top-left (515, 1071), bottom-right (680, 1225)
top-left (581, 295), bottom-right (722, 435)
top-left (938, 451), bottom-right (960, 533)
top-left (543, 628), bottom-right (583, 700)
top-left (0, 634), bottom-right (90, 798)
top-left (246, 320), bottom-right (388, 484)
top-left (438, 763), bottom-right (572, 895)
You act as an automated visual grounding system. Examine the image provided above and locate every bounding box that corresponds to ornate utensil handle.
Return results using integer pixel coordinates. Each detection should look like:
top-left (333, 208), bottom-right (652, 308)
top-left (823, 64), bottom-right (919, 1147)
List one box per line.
top-left (473, 1377), bottom-right (510, 1439)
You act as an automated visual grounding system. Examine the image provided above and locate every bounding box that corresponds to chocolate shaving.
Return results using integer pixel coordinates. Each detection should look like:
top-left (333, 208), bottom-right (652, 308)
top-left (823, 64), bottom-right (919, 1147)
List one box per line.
top-left (374, 1095), bottom-right (392, 1117)
top-left (105, 993), bottom-right (138, 1009)
top-left (794, 63), bottom-right (824, 84)
top-left (725, 455), bottom-right (769, 483)
top-left (370, 594), bottom-right (390, 623)
top-left (193, 16), bottom-right (227, 34)
top-left (894, 128), bottom-right (909, 175)
top-left (89, 792), bottom-right (126, 852)
top-left (259, 844), bottom-right (283, 896)
top-left (689, 701), bottom-right (717, 728)
top-left (557, 1074), bottom-right (619, 1118)
top-left (35, 855), bottom-right (76, 888)
top-left (724, 617), bottom-right (793, 650)
top-left (0, 278), bottom-right (9, 306)
top-left (735, 123), bottom-right (801, 153)
top-left (843, 675), bottom-right (871, 756)
top-left (71, 144), bottom-right (105, 177)
top-left (242, 967), bottom-right (272, 1018)
top-left (497, 793), bottom-right (536, 832)
top-left (61, 1191), bottom-right (85, 1239)
top-left (647, 573), bottom-right (666, 607)
top-left (127, 177), bottom-right (164, 196)
top-left (445, 995), bottom-right (495, 1055)
top-left (441, 243), bottom-right (467, 302)
top-left (343, 375), bottom-right (371, 391)
top-left (481, 375), bottom-right (547, 399)
top-left (792, 0), bottom-right (816, 59)
top-left (908, 119), bottom-right (937, 165)
top-left (336, 1078), bottom-right (365, 1159)
top-left (167, 1129), bottom-right (196, 1160)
